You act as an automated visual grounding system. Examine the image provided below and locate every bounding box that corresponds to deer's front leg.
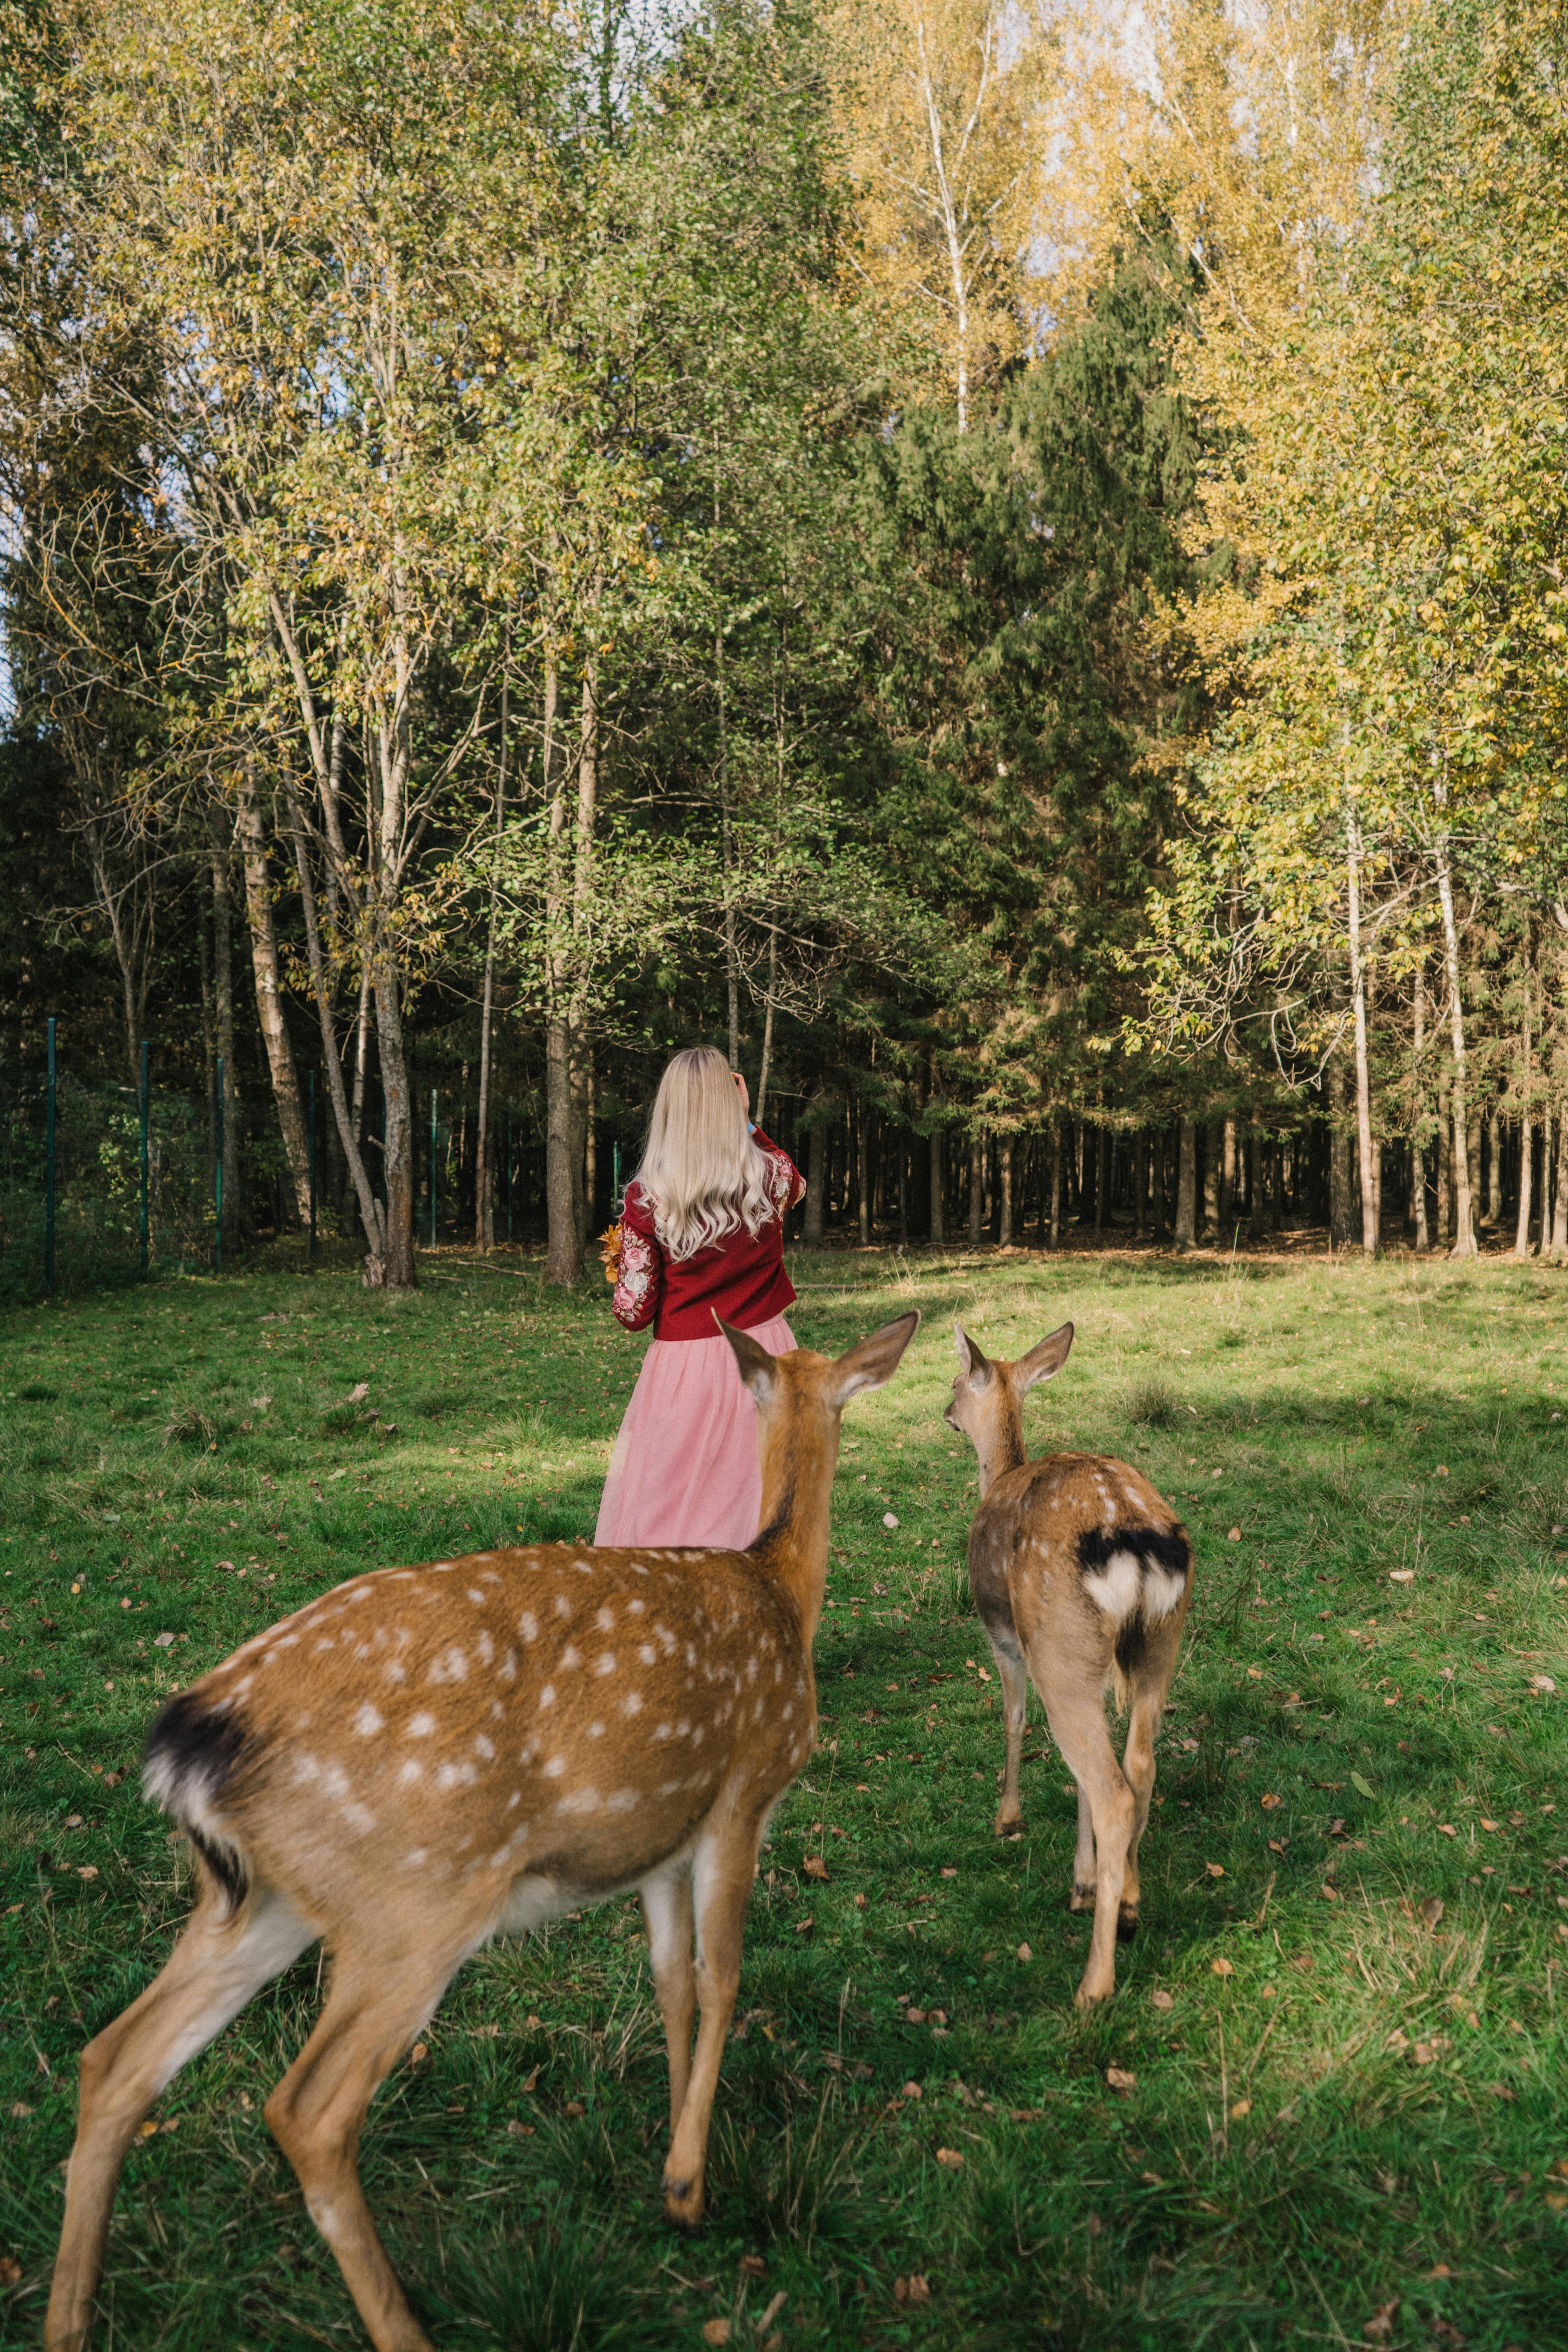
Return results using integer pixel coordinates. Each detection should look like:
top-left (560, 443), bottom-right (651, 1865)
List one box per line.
top-left (989, 1631), bottom-right (1030, 1836)
top-left (641, 1865), bottom-right (697, 2137)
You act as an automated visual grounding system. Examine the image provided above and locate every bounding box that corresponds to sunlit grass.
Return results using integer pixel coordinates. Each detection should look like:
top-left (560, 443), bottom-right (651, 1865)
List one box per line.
top-left (2, 1239), bottom-right (1566, 2348)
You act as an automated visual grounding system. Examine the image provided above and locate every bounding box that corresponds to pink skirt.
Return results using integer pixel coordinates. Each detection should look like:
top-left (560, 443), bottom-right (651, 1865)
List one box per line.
top-left (594, 1315), bottom-right (797, 1551)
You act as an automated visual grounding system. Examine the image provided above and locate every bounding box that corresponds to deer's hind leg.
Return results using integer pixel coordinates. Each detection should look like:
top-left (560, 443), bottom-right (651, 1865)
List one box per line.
top-left (264, 1926), bottom-right (480, 2352)
top-left (47, 1880), bottom-right (314, 2352)
top-left (1119, 1627), bottom-right (1182, 1939)
top-left (1032, 1665), bottom-right (1136, 2006)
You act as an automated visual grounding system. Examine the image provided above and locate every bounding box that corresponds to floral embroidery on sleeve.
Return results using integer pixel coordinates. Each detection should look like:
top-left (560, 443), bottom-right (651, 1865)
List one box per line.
top-left (764, 1146), bottom-right (806, 1215)
top-left (612, 1221), bottom-right (661, 1330)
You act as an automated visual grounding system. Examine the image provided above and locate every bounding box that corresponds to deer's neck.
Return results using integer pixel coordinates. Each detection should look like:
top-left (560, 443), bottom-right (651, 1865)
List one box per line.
top-left (974, 1401), bottom-right (1027, 1500)
top-left (749, 1418), bottom-right (838, 1650)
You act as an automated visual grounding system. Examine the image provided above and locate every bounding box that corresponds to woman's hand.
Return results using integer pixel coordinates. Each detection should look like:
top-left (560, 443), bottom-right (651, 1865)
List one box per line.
top-left (732, 1069), bottom-right (750, 1117)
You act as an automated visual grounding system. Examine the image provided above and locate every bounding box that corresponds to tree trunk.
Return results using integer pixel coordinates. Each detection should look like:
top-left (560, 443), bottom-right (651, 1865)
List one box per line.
top-left (1346, 814), bottom-right (1378, 1254)
top-left (1201, 1122), bottom-right (1220, 1242)
top-left (235, 777), bottom-right (311, 1223)
top-left (1486, 1115), bottom-right (1502, 1226)
top-left (805, 1112), bottom-right (827, 1246)
top-left (929, 1127), bottom-right (945, 1245)
top-left (1549, 1112), bottom-right (1568, 1261)
top-left (474, 653), bottom-right (509, 1252)
top-left (1327, 1056), bottom-right (1353, 1247)
top-left (371, 954), bottom-right (417, 1287)
top-left (543, 658), bottom-right (580, 1286)
top-left (1437, 1076), bottom-right (1452, 1244)
top-left (1048, 1118), bottom-right (1062, 1246)
top-left (856, 1101), bottom-right (871, 1245)
top-left (1247, 1130), bottom-right (1264, 1243)
top-left (1434, 850), bottom-right (1477, 1256)
top-left (1412, 965), bottom-right (1430, 1251)
top-left (967, 1135), bottom-right (984, 1245)
top-left (998, 1136), bottom-right (1014, 1246)
top-left (1095, 1127), bottom-right (1109, 1240)
top-left (212, 827), bottom-right (240, 1246)
top-left (1174, 1120), bottom-right (1197, 1250)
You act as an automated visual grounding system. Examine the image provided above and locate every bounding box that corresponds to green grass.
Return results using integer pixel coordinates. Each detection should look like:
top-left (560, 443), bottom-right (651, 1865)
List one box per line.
top-left (2, 1238), bottom-right (1567, 2351)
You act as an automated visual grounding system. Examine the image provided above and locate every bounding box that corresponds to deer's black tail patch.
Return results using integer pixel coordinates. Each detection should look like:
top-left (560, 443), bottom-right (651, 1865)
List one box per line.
top-left (143, 1689), bottom-right (255, 1909)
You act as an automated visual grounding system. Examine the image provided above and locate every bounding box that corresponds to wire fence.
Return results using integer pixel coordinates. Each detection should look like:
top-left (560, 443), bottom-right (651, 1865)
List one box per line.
top-left (0, 1026), bottom-right (629, 1306)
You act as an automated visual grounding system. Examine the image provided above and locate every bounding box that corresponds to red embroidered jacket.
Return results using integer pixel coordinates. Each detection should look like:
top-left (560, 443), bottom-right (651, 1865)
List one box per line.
top-left (611, 1129), bottom-right (806, 1341)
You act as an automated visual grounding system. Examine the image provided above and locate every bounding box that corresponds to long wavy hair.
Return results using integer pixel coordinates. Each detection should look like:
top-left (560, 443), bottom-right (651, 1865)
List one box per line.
top-left (635, 1047), bottom-right (776, 1261)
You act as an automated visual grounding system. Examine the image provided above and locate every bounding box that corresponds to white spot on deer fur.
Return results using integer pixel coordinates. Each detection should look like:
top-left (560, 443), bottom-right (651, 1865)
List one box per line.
top-left (561, 1645), bottom-right (582, 1670)
top-left (628, 1598), bottom-right (645, 1615)
top-left (406, 1711), bottom-right (437, 1738)
top-left (498, 1648), bottom-right (517, 1682)
top-left (543, 1755), bottom-right (566, 1778)
top-left (388, 1571), bottom-right (417, 1582)
top-left (519, 1612), bottom-right (539, 1642)
top-left (588, 1720), bottom-right (605, 1738)
top-left (291, 1753), bottom-right (320, 1786)
top-left (538, 1684), bottom-right (556, 1709)
top-left (607, 1790), bottom-right (639, 1813)
top-left (475, 1631), bottom-right (494, 1666)
top-left (654, 1623), bottom-right (676, 1654)
top-left (353, 1703), bottom-right (384, 1737)
top-left (428, 1646), bottom-right (468, 1683)
top-left (467, 1589), bottom-right (486, 1605)
top-left (746, 1657), bottom-right (759, 1684)
top-left (654, 1724), bottom-right (672, 1742)
top-left (553, 1595), bottom-right (571, 1619)
top-left (398, 1759), bottom-right (423, 1786)
top-left (474, 1735), bottom-right (495, 1761)
top-left (595, 1605), bottom-right (615, 1631)
top-left (436, 1761), bottom-right (477, 1791)
top-left (639, 1643), bottom-right (656, 1666)
top-left (574, 1560), bottom-right (593, 1575)
top-left (782, 1703), bottom-right (793, 1721)
top-left (384, 1661), bottom-right (407, 1684)
top-left (595, 1653), bottom-right (616, 1676)
top-left (402, 1849), bottom-right (428, 1869)
top-left (507, 1790), bottom-right (522, 1809)
top-left (342, 1802), bottom-right (377, 1835)
top-left (556, 1786), bottom-right (600, 1816)
top-left (321, 1762), bottom-right (349, 1800)
top-left (1081, 1549), bottom-right (1142, 1622)
top-left (313, 1638), bottom-right (335, 1653)
top-left (622, 1691), bottom-right (643, 1716)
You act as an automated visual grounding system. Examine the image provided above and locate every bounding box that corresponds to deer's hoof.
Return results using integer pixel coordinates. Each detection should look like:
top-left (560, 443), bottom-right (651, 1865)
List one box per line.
top-left (1073, 1980), bottom-right (1112, 2009)
top-left (1116, 1906), bottom-right (1139, 1944)
top-left (994, 1811), bottom-right (1023, 1839)
top-left (1068, 1883), bottom-right (1096, 1914)
top-left (662, 2175), bottom-right (705, 2232)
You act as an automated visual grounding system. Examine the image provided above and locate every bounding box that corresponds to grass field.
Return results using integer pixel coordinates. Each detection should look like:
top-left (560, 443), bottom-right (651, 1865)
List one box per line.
top-left (2, 1238), bottom-right (1566, 2352)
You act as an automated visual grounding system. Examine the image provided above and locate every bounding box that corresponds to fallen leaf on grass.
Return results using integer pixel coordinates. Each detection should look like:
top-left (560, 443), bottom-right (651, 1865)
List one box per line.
top-left (803, 1854), bottom-right (829, 1881)
top-left (882, 1513), bottom-right (899, 1529)
top-left (1479, 1818), bottom-right (1500, 1832)
top-left (853, 1891), bottom-right (868, 1911)
top-left (1420, 1897), bottom-right (1445, 1930)
top-left (0, 2257), bottom-right (21, 2286)
top-left (1015, 1943), bottom-right (1032, 1962)
top-left (1261, 1793), bottom-right (1283, 1811)
top-left (410, 2044), bottom-right (428, 2065)
top-left (1389, 1568), bottom-right (1415, 1583)
top-left (1150, 1989), bottom-right (1175, 2012)
top-left (900, 2080), bottom-right (923, 2100)
top-left (562, 2099), bottom-right (586, 2119)
top-left (1350, 1772), bottom-right (1376, 1800)
top-left (1412, 2037), bottom-right (1450, 2066)
top-left (153, 1632), bottom-right (175, 1650)
top-left (793, 1915), bottom-right (814, 1936)
top-left (1321, 1884), bottom-right (1341, 1903)
top-left (1437, 1823), bottom-right (1457, 1837)
top-left (505, 2119), bottom-right (535, 2138)
top-left (9, 2103), bottom-right (32, 2119)
top-left (1268, 1838), bottom-right (1288, 1856)
top-left (1362, 2304), bottom-right (1398, 2344)
top-left (1106, 2067), bottom-right (1137, 2093)
top-left (702, 2323), bottom-right (732, 2347)
top-left (346, 1383), bottom-right (369, 1405)
top-left (76, 1866), bottom-right (97, 1882)
top-left (893, 2274), bottom-right (930, 2306)
top-left (1212, 1958), bottom-right (1234, 1977)
top-left (739, 2254), bottom-right (767, 2280)
top-left (1205, 1862), bottom-right (1225, 1878)
top-left (935, 2147), bottom-right (964, 2169)
top-left (1229, 2099), bottom-right (1251, 2119)
top-left (1530, 1674), bottom-right (1557, 1694)
top-left (1229, 1529), bottom-right (1243, 1543)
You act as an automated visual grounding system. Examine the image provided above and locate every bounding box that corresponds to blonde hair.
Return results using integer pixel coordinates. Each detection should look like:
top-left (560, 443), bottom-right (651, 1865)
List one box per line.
top-left (635, 1047), bottom-right (777, 1261)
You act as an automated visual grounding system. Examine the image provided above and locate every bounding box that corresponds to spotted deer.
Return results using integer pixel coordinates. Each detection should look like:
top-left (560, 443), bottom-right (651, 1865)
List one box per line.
top-left (46, 1310), bottom-right (920, 2352)
top-left (946, 1321), bottom-right (1192, 2005)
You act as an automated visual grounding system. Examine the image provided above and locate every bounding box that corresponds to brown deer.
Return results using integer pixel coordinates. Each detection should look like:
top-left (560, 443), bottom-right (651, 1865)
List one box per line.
top-left (945, 1320), bottom-right (1192, 2005)
top-left (46, 1310), bottom-right (919, 2352)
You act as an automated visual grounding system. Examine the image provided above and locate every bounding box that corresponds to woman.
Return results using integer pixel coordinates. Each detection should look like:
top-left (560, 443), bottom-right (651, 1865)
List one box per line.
top-left (595, 1046), bottom-right (806, 1549)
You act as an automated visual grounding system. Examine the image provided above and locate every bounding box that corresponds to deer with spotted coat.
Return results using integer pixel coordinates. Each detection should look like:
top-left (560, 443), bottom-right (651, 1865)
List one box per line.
top-left (45, 1310), bottom-right (919, 2352)
top-left (946, 1320), bottom-right (1192, 2005)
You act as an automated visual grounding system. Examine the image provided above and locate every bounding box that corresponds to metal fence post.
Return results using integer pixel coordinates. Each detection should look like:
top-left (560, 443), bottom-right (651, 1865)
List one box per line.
top-left (214, 1051), bottom-right (223, 1275)
top-left (308, 1067), bottom-right (317, 1259)
top-left (430, 1088), bottom-right (438, 1247)
top-left (45, 1016), bottom-right (56, 1300)
top-left (139, 1038), bottom-right (149, 1277)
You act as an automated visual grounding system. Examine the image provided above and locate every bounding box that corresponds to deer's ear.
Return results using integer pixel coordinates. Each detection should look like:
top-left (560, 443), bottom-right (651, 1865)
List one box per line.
top-left (1015, 1321), bottom-right (1074, 1392)
top-left (832, 1311), bottom-right (920, 1407)
top-left (954, 1322), bottom-right (994, 1383)
top-left (718, 1317), bottom-right (781, 1404)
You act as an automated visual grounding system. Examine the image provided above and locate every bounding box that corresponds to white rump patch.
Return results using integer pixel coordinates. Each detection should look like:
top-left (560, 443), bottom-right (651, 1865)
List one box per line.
top-left (1142, 1567), bottom-right (1187, 1621)
top-left (1081, 1550), bottom-right (1143, 1622)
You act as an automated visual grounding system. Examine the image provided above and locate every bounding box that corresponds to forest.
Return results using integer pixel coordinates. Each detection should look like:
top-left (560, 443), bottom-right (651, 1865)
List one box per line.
top-left (2, 0), bottom-right (1567, 1291)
